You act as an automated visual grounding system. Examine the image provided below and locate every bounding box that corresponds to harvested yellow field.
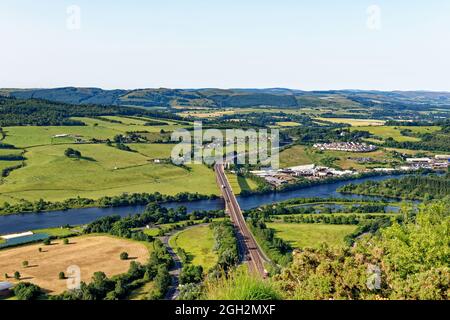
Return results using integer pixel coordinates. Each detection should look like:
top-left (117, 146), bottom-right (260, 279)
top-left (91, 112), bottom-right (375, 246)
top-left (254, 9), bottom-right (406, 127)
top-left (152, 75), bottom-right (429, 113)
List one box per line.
top-left (0, 235), bottom-right (150, 294)
top-left (316, 118), bottom-right (386, 126)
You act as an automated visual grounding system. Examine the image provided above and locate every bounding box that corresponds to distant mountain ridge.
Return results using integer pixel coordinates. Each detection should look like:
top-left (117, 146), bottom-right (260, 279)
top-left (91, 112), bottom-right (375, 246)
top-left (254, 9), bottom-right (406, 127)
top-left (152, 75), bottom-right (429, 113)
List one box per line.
top-left (1, 87), bottom-right (450, 109)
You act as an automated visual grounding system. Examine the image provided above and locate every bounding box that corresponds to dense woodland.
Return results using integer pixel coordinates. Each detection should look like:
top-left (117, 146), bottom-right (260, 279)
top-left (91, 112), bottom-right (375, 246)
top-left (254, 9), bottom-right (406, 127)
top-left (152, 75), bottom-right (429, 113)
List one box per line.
top-left (0, 96), bottom-right (183, 127)
top-left (339, 174), bottom-right (450, 200)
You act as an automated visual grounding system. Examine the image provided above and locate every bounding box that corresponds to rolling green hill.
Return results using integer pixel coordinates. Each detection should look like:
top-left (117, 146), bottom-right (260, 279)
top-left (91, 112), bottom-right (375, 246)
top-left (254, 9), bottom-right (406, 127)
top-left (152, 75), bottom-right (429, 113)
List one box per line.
top-left (2, 88), bottom-right (450, 115)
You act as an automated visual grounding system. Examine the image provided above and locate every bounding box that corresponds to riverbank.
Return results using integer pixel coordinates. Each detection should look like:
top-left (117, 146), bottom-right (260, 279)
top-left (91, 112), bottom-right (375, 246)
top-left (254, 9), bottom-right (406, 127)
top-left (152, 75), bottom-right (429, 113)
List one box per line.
top-left (0, 173), bottom-right (418, 235)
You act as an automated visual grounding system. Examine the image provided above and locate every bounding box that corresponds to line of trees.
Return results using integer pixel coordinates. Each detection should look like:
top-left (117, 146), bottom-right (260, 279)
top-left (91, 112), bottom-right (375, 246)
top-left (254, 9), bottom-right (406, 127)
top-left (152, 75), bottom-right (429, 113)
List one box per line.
top-left (0, 96), bottom-right (184, 127)
top-left (0, 191), bottom-right (218, 215)
top-left (209, 221), bottom-right (239, 274)
top-left (247, 217), bottom-right (292, 267)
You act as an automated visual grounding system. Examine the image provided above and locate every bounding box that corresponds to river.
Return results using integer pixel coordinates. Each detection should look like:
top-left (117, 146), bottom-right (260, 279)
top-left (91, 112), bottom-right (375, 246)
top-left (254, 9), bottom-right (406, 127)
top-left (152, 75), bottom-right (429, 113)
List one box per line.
top-left (0, 174), bottom-right (410, 234)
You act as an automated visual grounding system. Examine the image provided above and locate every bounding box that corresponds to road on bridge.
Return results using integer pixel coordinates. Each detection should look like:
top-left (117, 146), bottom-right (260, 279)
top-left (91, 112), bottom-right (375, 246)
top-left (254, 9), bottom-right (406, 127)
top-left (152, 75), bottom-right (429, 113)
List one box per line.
top-left (214, 163), bottom-right (269, 277)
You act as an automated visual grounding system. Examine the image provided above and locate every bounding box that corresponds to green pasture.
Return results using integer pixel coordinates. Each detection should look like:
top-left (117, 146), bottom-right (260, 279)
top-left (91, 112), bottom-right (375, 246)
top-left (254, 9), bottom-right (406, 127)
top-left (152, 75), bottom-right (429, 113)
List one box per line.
top-left (267, 223), bottom-right (357, 248)
top-left (351, 126), bottom-right (440, 142)
top-left (279, 145), bottom-right (397, 170)
top-left (169, 224), bottom-right (218, 271)
top-left (226, 173), bottom-right (259, 194)
top-left (0, 143), bottom-right (219, 204)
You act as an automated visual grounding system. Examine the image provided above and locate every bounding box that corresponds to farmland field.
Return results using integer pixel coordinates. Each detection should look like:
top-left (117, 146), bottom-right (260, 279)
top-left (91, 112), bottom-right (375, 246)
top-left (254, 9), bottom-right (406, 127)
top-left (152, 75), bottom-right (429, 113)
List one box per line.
top-left (0, 149), bottom-right (23, 156)
top-left (226, 173), bottom-right (259, 194)
top-left (169, 225), bottom-right (217, 271)
top-left (0, 143), bottom-right (219, 204)
top-left (350, 126), bottom-right (440, 142)
top-left (316, 118), bottom-right (386, 126)
top-left (279, 145), bottom-right (396, 170)
top-left (72, 116), bottom-right (184, 134)
top-left (279, 145), bottom-right (320, 168)
top-left (267, 223), bottom-right (357, 248)
top-left (0, 160), bottom-right (22, 171)
top-left (2, 125), bottom-right (117, 148)
top-left (0, 235), bottom-right (150, 294)
top-left (275, 121), bottom-right (301, 127)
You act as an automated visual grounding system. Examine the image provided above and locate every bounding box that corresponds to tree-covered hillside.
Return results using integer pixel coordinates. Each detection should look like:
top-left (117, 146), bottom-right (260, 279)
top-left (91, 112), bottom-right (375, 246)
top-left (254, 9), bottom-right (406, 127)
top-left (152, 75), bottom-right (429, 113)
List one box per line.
top-left (2, 88), bottom-right (450, 116)
top-left (0, 97), bottom-right (183, 126)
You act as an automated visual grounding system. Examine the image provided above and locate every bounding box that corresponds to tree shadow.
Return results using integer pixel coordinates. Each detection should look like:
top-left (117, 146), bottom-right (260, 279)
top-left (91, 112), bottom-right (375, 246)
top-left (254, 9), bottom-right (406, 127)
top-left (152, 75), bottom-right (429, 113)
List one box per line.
top-left (80, 156), bottom-right (97, 162)
top-left (127, 257), bottom-right (138, 261)
top-left (237, 175), bottom-right (251, 192)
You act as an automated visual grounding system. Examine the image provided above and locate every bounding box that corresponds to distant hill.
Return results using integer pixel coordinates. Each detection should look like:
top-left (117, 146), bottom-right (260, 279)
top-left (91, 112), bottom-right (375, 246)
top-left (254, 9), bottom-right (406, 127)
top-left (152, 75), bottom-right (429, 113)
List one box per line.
top-left (1, 87), bottom-right (450, 110)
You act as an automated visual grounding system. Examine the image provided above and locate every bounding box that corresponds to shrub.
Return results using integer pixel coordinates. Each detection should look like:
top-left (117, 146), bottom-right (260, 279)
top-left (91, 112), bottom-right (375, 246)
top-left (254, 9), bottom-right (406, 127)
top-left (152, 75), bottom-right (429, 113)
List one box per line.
top-left (63, 238), bottom-right (69, 245)
top-left (22, 261), bottom-right (29, 268)
top-left (180, 265), bottom-right (204, 285)
top-left (14, 271), bottom-right (21, 280)
top-left (64, 148), bottom-right (81, 159)
top-left (59, 272), bottom-right (66, 280)
top-left (205, 269), bottom-right (281, 300)
top-left (13, 282), bottom-right (43, 300)
top-left (43, 238), bottom-right (51, 246)
top-left (120, 252), bottom-right (129, 260)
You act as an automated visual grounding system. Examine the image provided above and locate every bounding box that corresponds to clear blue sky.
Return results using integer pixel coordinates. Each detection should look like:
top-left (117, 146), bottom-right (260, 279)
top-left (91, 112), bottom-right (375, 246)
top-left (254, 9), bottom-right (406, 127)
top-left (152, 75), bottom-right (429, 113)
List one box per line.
top-left (1, 0), bottom-right (449, 91)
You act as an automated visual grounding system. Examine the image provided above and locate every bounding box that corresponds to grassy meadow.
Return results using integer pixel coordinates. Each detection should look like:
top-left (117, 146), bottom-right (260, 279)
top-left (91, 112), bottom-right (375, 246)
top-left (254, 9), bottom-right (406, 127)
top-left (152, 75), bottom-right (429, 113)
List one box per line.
top-left (0, 115), bottom-right (220, 204)
top-left (351, 125), bottom-right (440, 143)
top-left (169, 224), bottom-right (218, 271)
top-left (226, 173), bottom-right (259, 194)
top-left (267, 223), bottom-right (357, 248)
top-left (279, 144), bottom-right (397, 170)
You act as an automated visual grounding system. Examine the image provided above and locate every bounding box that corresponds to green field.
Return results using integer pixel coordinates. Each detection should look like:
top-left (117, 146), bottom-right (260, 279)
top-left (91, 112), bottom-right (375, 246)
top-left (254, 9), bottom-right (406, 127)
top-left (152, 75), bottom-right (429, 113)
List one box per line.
top-left (0, 149), bottom-right (23, 156)
top-left (280, 145), bottom-right (320, 168)
top-left (33, 227), bottom-right (79, 237)
top-left (169, 224), bottom-right (218, 271)
top-left (0, 160), bottom-right (22, 171)
top-left (280, 145), bottom-right (398, 170)
top-left (226, 173), bottom-right (259, 194)
top-left (351, 126), bottom-right (440, 143)
top-left (0, 143), bottom-right (219, 204)
top-left (267, 223), bottom-right (357, 248)
top-left (1, 115), bottom-right (188, 149)
top-left (72, 116), bottom-right (184, 134)
top-left (2, 125), bottom-right (117, 148)
top-left (128, 143), bottom-right (174, 159)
